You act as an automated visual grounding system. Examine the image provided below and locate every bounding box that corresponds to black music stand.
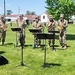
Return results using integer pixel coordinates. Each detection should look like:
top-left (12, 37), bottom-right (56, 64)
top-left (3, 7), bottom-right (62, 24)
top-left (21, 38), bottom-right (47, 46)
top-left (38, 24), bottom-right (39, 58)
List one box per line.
top-left (11, 27), bottom-right (21, 47)
top-left (29, 29), bottom-right (41, 33)
top-left (29, 29), bottom-right (41, 48)
top-left (36, 33), bottom-right (54, 67)
top-left (48, 30), bottom-right (59, 33)
top-left (11, 28), bottom-right (27, 67)
top-left (18, 31), bottom-right (26, 66)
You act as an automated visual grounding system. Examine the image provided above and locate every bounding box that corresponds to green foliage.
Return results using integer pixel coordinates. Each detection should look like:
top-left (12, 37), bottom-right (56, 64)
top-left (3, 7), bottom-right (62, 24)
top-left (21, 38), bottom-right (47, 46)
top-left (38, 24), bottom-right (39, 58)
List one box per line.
top-left (0, 23), bottom-right (75, 75)
top-left (7, 10), bottom-right (13, 15)
top-left (45, 0), bottom-right (75, 20)
top-left (26, 10), bottom-right (36, 15)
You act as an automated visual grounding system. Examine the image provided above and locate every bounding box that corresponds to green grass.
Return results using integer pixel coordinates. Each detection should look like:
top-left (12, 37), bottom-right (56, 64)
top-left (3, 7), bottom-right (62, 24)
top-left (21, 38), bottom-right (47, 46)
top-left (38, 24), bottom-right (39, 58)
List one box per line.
top-left (0, 23), bottom-right (75, 75)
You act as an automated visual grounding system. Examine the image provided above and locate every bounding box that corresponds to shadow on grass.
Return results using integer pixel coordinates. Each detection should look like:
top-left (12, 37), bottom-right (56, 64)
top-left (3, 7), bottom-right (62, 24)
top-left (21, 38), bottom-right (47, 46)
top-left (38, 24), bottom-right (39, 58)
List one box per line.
top-left (42, 63), bottom-right (61, 68)
top-left (0, 51), bottom-right (5, 54)
top-left (55, 34), bottom-right (75, 40)
top-left (66, 34), bottom-right (75, 40)
top-left (0, 43), bottom-right (14, 46)
top-left (55, 45), bottom-right (70, 50)
top-left (4, 43), bottom-right (14, 46)
top-left (24, 44), bottom-right (33, 47)
top-left (50, 45), bottom-right (59, 47)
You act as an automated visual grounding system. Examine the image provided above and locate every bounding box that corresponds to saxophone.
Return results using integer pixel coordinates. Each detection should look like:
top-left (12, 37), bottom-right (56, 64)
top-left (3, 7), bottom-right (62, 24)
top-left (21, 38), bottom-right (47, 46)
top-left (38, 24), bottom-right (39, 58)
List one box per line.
top-left (58, 20), bottom-right (64, 33)
top-left (0, 25), bottom-right (6, 31)
top-left (48, 21), bottom-right (55, 31)
top-left (0, 18), bottom-right (6, 31)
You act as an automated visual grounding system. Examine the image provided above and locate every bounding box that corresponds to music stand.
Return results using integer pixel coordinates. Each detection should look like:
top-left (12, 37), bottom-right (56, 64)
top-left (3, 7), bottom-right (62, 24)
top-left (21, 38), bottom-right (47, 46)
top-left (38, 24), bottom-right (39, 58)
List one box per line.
top-left (36, 33), bottom-right (54, 67)
top-left (11, 28), bottom-right (27, 67)
top-left (11, 27), bottom-right (21, 47)
top-left (29, 29), bottom-right (41, 48)
top-left (18, 32), bottom-right (26, 66)
top-left (48, 30), bottom-right (59, 33)
top-left (29, 29), bottom-right (41, 33)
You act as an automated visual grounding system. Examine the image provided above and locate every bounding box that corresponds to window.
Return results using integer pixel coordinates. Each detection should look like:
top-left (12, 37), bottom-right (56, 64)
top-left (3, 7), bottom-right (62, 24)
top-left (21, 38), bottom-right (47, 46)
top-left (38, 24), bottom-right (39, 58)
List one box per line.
top-left (43, 16), bottom-right (45, 19)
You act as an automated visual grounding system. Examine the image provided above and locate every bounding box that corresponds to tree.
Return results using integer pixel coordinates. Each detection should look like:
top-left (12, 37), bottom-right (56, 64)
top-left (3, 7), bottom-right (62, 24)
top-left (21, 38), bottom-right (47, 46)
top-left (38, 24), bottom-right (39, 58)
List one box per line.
top-left (26, 10), bottom-right (31, 15)
top-left (45, 0), bottom-right (75, 20)
top-left (7, 10), bottom-right (12, 15)
top-left (26, 10), bottom-right (36, 15)
top-left (31, 12), bottom-right (36, 15)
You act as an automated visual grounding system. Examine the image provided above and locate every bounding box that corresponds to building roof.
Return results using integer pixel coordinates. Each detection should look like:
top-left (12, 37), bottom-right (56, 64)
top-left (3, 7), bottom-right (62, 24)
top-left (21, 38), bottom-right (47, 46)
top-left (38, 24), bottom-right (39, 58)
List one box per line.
top-left (25, 14), bottom-right (36, 20)
top-left (7, 14), bottom-right (19, 17)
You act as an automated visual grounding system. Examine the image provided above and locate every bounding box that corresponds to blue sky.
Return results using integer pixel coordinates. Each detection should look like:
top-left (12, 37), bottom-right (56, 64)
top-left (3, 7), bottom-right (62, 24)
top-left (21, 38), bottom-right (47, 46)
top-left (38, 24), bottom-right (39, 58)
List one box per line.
top-left (0, 0), bottom-right (47, 15)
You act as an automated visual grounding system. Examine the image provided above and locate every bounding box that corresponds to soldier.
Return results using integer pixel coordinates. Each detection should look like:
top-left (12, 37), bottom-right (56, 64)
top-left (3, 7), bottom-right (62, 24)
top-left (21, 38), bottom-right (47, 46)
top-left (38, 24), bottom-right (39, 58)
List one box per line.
top-left (46, 15), bottom-right (56, 48)
top-left (58, 14), bottom-right (68, 49)
top-left (32, 16), bottom-right (43, 47)
top-left (16, 15), bottom-right (27, 46)
top-left (0, 15), bottom-right (6, 45)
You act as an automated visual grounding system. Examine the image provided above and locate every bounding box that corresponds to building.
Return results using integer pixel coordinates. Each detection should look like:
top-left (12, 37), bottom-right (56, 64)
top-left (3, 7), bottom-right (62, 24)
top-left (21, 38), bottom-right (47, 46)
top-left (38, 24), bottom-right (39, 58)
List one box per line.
top-left (6, 14), bottom-right (19, 21)
top-left (25, 14), bottom-right (36, 22)
top-left (40, 12), bottom-right (49, 24)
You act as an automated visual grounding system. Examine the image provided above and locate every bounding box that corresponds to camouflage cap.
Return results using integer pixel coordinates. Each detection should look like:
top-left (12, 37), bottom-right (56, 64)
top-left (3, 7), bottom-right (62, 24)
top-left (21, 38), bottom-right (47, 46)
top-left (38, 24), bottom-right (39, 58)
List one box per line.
top-left (49, 15), bottom-right (53, 19)
top-left (19, 14), bottom-right (24, 17)
top-left (33, 15), bottom-right (39, 21)
top-left (34, 15), bottom-right (39, 19)
top-left (60, 14), bottom-right (64, 18)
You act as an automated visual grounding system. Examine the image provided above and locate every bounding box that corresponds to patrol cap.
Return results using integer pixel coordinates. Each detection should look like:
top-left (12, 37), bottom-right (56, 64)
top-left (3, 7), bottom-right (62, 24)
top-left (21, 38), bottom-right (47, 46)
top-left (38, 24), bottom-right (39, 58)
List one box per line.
top-left (33, 15), bottom-right (39, 21)
top-left (35, 15), bottom-right (39, 19)
top-left (49, 15), bottom-right (53, 19)
top-left (19, 14), bottom-right (24, 17)
top-left (60, 14), bottom-right (64, 18)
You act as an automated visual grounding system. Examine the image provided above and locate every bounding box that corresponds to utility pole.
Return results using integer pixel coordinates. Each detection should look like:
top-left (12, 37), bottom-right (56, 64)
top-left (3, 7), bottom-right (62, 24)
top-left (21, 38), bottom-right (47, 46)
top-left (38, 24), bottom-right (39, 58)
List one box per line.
top-left (18, 7), bottom-right (21, 15)
top-left (4, 0), bottom-right (6, 16)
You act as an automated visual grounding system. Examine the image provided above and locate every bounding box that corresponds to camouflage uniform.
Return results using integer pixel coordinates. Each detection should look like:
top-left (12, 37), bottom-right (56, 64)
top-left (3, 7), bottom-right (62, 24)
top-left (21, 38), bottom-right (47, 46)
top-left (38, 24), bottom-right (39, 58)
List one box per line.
top-left (32, 16), bottom-right (43, 47)
top-left (0, 16), bottom-right (6, 45)
top-left (46, 15), bottom-right (56, 47)
top-left (58, 14), bottom-right (68, 49)
top-left (16, 15), bottom-right (26, 46)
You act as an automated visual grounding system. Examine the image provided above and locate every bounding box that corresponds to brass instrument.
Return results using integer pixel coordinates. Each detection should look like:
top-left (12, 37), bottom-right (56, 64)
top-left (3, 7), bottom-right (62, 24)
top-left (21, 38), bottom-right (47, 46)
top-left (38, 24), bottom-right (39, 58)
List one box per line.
top-left (0, 26), bottom-right (3, 41)
top-left (0, 17), bottom-right (6, 31)
top-left (0, 28), bottom-right (2, 41)
top-left (58, 21), bottom-right (64, 33)
top-left (0, 25), bottom-right (6, 31)
top-left (48, 21), bottom-right (55, 31)
top-left (37, 23), bottom-right (43, 29)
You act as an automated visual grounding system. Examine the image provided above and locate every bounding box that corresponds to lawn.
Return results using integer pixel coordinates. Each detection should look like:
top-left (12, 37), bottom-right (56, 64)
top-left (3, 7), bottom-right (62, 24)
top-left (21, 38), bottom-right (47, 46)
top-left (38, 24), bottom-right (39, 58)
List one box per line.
top-left (0, 23), bottom-right (75, 75)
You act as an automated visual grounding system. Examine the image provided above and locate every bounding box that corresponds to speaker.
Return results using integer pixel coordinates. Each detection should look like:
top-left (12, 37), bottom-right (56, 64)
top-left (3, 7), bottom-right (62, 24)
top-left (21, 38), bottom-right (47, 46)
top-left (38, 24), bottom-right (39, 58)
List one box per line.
top-left (0, 55), bottom-right (9, 65)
